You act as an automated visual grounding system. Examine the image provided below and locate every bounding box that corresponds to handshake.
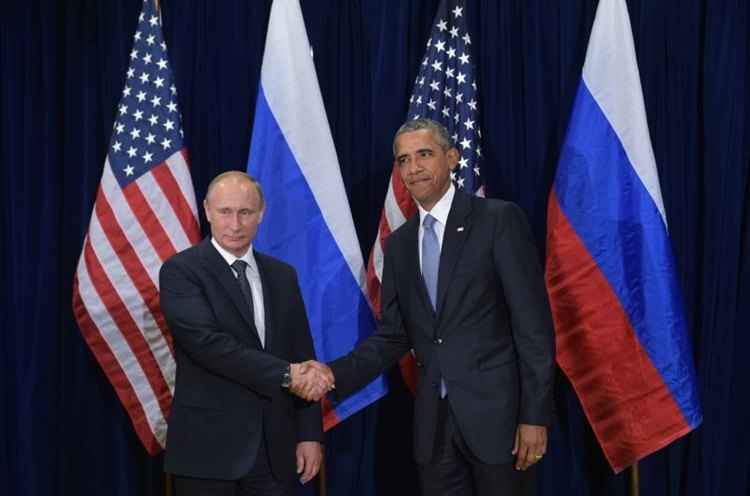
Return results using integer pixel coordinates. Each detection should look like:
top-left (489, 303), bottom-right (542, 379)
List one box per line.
top-left (289, 361), bottom-right (335, 401)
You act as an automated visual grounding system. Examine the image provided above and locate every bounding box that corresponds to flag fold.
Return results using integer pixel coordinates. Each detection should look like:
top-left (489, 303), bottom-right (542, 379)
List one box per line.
top-left (545, 0), bottom-right (702, 472)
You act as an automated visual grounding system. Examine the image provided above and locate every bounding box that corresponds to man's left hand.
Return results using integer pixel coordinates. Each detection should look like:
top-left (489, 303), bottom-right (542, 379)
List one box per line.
top-left (511, 424), bottom-right (547, 471)
top-left (296, 441), bottom-right (323, 484)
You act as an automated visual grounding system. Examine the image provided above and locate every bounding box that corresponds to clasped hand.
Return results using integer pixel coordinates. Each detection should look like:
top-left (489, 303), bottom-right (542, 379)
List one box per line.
top-left (289, 361), bottom-right (335, 401)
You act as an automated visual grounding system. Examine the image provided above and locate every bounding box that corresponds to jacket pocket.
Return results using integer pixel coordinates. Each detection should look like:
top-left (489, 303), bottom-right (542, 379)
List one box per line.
top-left (478, 355), bottom-right (516, 371)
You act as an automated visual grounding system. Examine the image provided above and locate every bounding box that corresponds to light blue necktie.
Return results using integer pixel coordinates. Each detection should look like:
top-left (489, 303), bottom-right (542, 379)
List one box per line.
top-left (422, 214), bottom-right (447, 398)
top-left (422, 214), bottom-right (440, 308)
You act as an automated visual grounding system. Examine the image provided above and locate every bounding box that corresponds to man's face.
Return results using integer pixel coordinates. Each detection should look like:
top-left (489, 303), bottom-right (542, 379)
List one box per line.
top-left (394, 129), bottom-right (458, 211)
top-left (203, 178), bottom-right (264, 257)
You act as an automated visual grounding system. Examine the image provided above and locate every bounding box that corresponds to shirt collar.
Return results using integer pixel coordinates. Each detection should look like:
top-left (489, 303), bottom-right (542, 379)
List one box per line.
top-left (211, 237), bottom-right (257, 273)
top-left (418, 183), bottom-right (455, 227)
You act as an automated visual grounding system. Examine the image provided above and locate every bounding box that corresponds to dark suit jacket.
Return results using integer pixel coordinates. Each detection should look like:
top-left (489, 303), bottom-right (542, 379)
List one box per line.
top-left (330, 192), bottom-right (554, 465)
top-left (159, 238), bottom-right (322, 481)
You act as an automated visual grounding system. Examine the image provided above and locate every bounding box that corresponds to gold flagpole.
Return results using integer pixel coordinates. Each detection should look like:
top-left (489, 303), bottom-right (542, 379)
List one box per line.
top-left (164, 473), bottom-right (173, 496)
top-left (629, 462), bottom-right (640, 496)
top-left (318, 451), bottom-right (328, 496)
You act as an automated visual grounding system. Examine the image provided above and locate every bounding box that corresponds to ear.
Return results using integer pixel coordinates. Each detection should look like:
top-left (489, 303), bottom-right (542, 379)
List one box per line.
top-left (446, 147), bottom-right (460, 171)
top-left (258, 205), bottom-right (265, 224)
top-left (394, 160), bottom-right (409, 188)
top-left (203, 199), bottom-right (211, 223)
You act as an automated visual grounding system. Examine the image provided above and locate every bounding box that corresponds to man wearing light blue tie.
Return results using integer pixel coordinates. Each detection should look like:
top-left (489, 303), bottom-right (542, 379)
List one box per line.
top-left (314, 118), bottom-right (555, 495)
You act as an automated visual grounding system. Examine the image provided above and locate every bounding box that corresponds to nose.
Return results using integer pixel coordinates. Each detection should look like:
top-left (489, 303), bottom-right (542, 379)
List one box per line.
top-left (407, 156), bottom-right (422, 175)
top-left (230, 213), bottom-right (242, 230)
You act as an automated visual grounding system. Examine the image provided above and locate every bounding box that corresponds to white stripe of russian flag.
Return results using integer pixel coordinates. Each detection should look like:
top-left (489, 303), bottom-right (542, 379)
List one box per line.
top-left (258, 0), bottom-right (366, 289)
top-left (581, 0), bottom-right (667, 227)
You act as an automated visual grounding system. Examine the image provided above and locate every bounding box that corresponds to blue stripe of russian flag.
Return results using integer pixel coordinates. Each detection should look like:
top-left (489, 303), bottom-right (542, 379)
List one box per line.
top-left (247, 0), bottom-right (387, 429)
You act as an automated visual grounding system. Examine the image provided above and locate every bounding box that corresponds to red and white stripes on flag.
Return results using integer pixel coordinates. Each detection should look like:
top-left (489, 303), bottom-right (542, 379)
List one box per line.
top-left (73, 154), bottom-right (200, 454)
top-left (72, 0), bottom-right (200, 455)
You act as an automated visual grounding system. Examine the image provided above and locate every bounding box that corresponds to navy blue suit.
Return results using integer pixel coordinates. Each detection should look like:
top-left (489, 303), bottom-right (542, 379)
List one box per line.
top-left (330, 192), bottom-right (554, 467)
top-left (159, 238), bottom-right (322, 483)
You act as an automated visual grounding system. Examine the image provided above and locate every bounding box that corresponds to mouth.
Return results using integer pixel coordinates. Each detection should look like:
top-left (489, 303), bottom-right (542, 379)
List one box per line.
top-left (408, 176), bottom-right (432, 186)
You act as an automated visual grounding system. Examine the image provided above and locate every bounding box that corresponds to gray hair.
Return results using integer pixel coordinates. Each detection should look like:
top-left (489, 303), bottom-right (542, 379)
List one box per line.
top-left (392, 118), bottom-right (454, 156)
top-left (205, 170), bottom-right (264, 208)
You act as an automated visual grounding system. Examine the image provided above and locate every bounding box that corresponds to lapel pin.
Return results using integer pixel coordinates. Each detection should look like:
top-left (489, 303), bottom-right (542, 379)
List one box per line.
top-left (457, 226), bottom-right (465, 232)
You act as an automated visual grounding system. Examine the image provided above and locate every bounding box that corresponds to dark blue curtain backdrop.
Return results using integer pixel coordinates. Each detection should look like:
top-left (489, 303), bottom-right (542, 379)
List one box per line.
top-left (2, 1), bottom-right (748, 495)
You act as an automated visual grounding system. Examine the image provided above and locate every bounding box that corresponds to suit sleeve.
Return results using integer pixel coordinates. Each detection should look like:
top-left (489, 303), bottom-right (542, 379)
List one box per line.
top-left (283, 270), bottom-right (324, 443)
top-left (493, 203), bottom-right (555, 426)
top-left (328, 235), bottom-right (411, 398)
top-left (159, 257), bottom-right (287, 398)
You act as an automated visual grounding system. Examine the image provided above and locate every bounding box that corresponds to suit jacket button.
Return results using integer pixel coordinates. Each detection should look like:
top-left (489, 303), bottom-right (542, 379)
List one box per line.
top-left (416, 361), bottom-right (424, 368)
top-left (434, 338), bottom-right (443, 345)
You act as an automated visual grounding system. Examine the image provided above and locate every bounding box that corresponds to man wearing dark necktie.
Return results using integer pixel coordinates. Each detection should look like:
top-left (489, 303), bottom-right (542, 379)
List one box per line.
top-left (159, 171), bottom-right (333, 495)
top-left (316, 119), bottom-right (555, 495)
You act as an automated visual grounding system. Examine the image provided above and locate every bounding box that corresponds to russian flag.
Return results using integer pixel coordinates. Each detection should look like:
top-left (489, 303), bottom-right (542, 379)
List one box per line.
top-left (247, 0), bottom-right (387, 430)
top-left (545, 0), bottom-right (702, 472)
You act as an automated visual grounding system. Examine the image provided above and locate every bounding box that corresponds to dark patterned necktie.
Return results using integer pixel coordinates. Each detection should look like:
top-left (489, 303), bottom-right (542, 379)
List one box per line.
top-left (231, 259), bottom-right (256, 327)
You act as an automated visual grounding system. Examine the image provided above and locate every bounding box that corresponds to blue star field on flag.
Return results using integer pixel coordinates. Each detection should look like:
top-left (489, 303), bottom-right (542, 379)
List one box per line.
top-left (408, 0), bottom-right (483, 193)
top-left (109, 0), bottom-right (184, 188)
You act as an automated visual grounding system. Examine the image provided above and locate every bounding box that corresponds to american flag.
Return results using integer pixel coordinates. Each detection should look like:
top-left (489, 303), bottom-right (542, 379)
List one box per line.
top-left (72, 0), bottom-right (200, 455)
top-left (366, 0), bottom-right (484, 393)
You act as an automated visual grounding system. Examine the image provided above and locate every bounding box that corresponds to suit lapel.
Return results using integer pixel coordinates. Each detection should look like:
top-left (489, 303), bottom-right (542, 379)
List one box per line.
top-left (254, 252), bottom-right (275, 352)
top-left (199, 239), bottom-right (261, 346)
top-left (436, 192), bottom-right (472, 320)
top-left (402, 215), bottom-right (435, 317)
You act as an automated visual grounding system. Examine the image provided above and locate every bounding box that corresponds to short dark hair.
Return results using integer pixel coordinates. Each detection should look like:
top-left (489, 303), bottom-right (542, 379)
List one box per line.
top-left (392, 118), bottom-right (454, 156)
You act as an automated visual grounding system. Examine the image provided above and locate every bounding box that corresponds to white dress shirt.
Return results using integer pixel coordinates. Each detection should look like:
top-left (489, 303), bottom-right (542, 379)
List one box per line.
top-left (211, 238), bottom-right (266, 347)
top-left (417, 184), bottom-right (456, 270)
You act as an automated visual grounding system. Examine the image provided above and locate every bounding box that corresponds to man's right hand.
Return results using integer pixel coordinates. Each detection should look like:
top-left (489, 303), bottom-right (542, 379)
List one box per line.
top-left (289, 361), bottom-right (335, 401)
